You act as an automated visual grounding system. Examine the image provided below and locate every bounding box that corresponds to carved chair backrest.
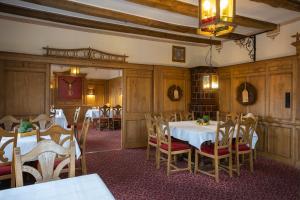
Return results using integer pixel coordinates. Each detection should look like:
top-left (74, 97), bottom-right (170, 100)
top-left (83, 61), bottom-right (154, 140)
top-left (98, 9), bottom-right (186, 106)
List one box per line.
top-left (241, 113), bottom-right (258, 130)
top-left (0, 115), bottom-right (20, 132)
top-left (163, 112), bottom-right (177, 122)
top-left (214, 119), bottom-right (236, 154)
top-left (37, 124), bottom-right (74, 147)
top-left (225, 112), bottom-right (240, 123)
top-left (0, 128), bottom-right (17, 166)
top-left (156, 119), bottom-right (172, 150)
top-left (145, 113), bottom-right (156, 139)
top-left (30, 114), bottom-right (53, 130)
top-left (113, 105), bottom-right (122, 118)
top-left (79, 117), bottom-right (91, 154)
top-left (14, 140), bottom-right (75, 187)
top-left (180, 112), bottom-right (195, 121)
top-left (236, 117), bottom-right (257, 148)
top-left (73, 107), bottom-right (81, 124)
top-left (100, 105), bottom-right (110, 118)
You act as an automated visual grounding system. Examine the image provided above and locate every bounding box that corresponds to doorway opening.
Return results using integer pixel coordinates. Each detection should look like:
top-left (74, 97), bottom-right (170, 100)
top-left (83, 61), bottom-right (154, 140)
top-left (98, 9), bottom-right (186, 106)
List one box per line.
top-left (50, 65), bottom-right (123, 153)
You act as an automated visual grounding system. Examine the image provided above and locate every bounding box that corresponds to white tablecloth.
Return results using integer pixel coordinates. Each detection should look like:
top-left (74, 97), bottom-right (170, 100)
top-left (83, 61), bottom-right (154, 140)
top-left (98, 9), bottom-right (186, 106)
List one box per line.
top-left (0, 174), bottom-right (115, 200)
top-left (54, 109), bottom-right (68, 129)
top-left (85, 108), bottom-right (113, 120)
top-left (1, 134), bottom-right (81, 161)
top-left (169, 121), bottom-right (258, 149)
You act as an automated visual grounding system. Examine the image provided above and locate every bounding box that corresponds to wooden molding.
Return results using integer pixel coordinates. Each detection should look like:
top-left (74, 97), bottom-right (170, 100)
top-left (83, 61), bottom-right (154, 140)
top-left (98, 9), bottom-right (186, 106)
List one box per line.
top-left (20, 0), bottom-right (239, 40)
top-left (0, 3), bottom-right (220, 45)
top-left (250, 0), bottom-right (300, 12)
top-left (127, 0), bottom-right (277, 31)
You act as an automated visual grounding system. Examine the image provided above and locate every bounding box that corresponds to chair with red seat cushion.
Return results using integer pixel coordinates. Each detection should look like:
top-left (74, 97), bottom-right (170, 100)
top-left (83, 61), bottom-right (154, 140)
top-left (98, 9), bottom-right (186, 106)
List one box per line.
top-left (156, 119), bottom-right (192, 176)
top-left (145, 113), bottom-right (158, 162)
top-left (233, 116), bottom-right (257, 176)
top-left (67, 107), bottom-right (81, 139)
top-left (194, 119), bottom-right (235, 183)
top-left (0, 128), bottom-right (18, 187)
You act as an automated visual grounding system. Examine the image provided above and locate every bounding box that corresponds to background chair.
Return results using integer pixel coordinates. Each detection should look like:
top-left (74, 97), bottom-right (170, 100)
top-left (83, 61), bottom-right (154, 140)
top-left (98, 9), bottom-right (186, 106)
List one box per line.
top-left (156, 119), bottom-right (192, 176)
top-left (112, 105), bottom-right (122, 130)
top-left (162, 112), bottom-right (178, 122)
top-left (77, 117), bottom-right (91, 175)
top-left (98, 105), bottom-right (111, 130)
top-left (0, 128), bottom-right (17, 187)
top-left (145, 113), bottom-right (158, 162)
top-left (194, 119), bottom-right (235, 182)
top-left (179, 111), bottom-right (195, 121)
top-left (30, 114), bottom-right (53, 130)
top-left (233, 117), bottom-right (257, 176)
top-left (67, 107), bottom-right (81, 138)
top-left (0, 115), bottom-right (20, 132)
top-left (241, 113), bottom-right (258, 160)
top-left (14, 140), bottom-right (75, 187)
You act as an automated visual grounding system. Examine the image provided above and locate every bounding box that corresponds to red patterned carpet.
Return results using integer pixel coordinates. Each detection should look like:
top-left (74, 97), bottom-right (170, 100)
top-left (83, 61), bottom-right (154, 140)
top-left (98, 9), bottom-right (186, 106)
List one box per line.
top-left (86, 149), bottom-right (300, 200)
top-left (86, 128), bottom-right (121, 153)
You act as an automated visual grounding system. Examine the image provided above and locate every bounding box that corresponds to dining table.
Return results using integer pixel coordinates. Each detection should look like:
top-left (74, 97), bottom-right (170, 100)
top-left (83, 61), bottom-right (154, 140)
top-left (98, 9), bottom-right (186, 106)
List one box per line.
top-left (0, 174), bottom-right (115, 200)
top-left (169, 120), bottom-right (258, 149)
top-left (1, 132), bottom-right (81, 161)
top-left (85, 108), bottom-right (114, 120)
top-left (54, 109), bottom-right (68, 129)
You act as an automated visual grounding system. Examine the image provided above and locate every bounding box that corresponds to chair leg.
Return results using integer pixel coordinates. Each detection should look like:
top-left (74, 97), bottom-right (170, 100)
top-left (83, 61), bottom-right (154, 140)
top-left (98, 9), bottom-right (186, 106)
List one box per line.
top-left (173, 155), bottom-right (177, 164)
top-left (156, 151), bottom-right (161, 169)
top-left (11, 175), bottom-right (15, 188)
top-left (81, 154), bottom-right (87, 175)
top-left (236, 153), bottom-right (240, 176)
top-left (188, 150), bottom-right (192, 173)
top-left (250, 152), bottom-right (254, 173)
top-left (194, 151), bottom-right (199, 174)
top-left (254, 149), bottom-right (257, 161)
top-left (146, 143), bottom-right (150, 160)
top-left (229, 154), bottom-right (233, 178)
top-left (167, 153), bottom-right (171, 176)
top-left (215, 158), bottom-right (219, 183)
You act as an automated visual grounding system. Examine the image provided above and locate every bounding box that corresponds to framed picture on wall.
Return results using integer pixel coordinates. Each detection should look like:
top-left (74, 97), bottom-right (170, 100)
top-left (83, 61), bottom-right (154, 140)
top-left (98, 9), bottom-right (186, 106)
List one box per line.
top-left (172, 46), bottom-right (186, 63)
top-left (57, 76), bottom-right (83, 100)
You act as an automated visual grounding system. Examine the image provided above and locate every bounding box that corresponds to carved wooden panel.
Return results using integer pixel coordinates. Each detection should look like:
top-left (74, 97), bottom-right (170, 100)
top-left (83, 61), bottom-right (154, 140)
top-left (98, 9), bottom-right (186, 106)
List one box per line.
top-left (86, 79), bottom-right (107, 106)
top-left (267, 126), bottom-right (292, 159)
top-left (0, 62), bottom-right (4, 117)
top-left (297, 129), bottom-right (300, 163)
top-left (108, 77), bottom-right (122, 107)
top-left (248, 75), bottom-right (266, 116)
top-left (269, 73), bottom-right (292, 120)
top-left (3, 61), bottom-right (49, 117)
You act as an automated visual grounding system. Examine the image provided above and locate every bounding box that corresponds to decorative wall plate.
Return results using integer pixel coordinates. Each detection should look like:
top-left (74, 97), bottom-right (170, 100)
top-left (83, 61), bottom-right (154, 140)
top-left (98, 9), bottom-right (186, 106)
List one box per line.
top-left (236, 82), bottom-right (257, 105)
top-left (167, 85), bottom-right (183, 101)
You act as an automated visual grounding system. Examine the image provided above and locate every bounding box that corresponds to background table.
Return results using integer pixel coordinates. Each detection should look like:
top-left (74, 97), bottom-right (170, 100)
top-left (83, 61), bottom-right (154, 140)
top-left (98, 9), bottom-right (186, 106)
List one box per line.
top-left (169, 121), bottom-right (258, 149)
top-left (0, 174), bottom-right (115, 200)
top-left (54, 109), bottom-right (68, 129)
top-left (1, 134), bottom-right (81, 161)
top-left (85, 108), bottom-right (114, 120)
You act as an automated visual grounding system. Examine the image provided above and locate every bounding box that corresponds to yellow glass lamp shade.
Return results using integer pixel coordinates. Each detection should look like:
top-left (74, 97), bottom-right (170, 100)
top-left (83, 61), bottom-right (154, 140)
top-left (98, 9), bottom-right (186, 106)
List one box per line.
top-left (211, 74), bottom-right (219, 89)
top-left (198, 0), bottom-right (235, 37)
top-left (70, 66), bottom-right (80, 75)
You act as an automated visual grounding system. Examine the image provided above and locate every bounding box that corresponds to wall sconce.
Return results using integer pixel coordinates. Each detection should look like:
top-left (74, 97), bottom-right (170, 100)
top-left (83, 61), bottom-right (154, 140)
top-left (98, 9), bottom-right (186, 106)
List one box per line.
top-left (70, 66), bottom-right (80, 75)
top-left (203, 74), bottom-right (219, 89)
top-left (87, 88), bottom-right (95, 96)
top-left (50, 83), bottom-right (54, 89)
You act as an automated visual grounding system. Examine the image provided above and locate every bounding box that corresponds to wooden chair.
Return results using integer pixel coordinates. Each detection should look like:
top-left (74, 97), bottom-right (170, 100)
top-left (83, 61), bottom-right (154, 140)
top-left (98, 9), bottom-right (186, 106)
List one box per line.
top-left (112, 105), bottom-right (122, 130)
top-left (162, 112), bottom-right (178, 122)
top-left (226, 112), bottom-right (240, 122)
top-left (241, 113), bottom-right (258, 160)
top-left (156, 119), bottom-right (192, 176)
top-left (0, 128), bottom-right (18, 187)
top-left (180, 112), bottom-right (195, 121)
top-left (30, 114), bottom-right (53, 130)
top-left (233, 117), bottom-right (257, 175)
top-left (0, 115), bottom-right (20, 131)
top-left (98, 105), bottom-right (111, 130)
top-left (194, 119), bottom-right (235, 182)
top-left (37, 124), bottom-right (74, 146)
top-left (145, 113), bottom-right (158, 162)
top-left (77, 117), bottom-right (91, 175)
top-left (14, 140), bottom-right (75, 187)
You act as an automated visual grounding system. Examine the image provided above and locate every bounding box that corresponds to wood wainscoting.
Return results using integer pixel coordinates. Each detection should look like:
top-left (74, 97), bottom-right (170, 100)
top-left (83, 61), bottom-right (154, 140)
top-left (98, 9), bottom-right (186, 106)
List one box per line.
top-left (218, 55), bottom-right (300, 168)
top-left (0, 60), bottom-right (50, 118)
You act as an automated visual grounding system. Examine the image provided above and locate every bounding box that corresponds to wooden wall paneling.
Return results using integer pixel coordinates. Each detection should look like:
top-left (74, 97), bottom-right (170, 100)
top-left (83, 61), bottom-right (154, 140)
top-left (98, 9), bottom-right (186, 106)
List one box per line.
top-left (296, 128), bottom-right (300, 168)
top-left (231, 75), bottom-right (247, 114)
top-left (255, 122), bottom-right (267, 152)
top-left (247, 75), bottom-right (266, 116)
top-left (86, 79), bottom-right (107, 106)
top-left (3, 60), bottom-right (50, 117)
top-left (123, 69), bottom-right (153, 148)
top-left (218, 69), bottom-right (231, 113)
top-left (108, 77), bottom-right (122, 106)
top-left (0, 61), bottom-right (4, 117)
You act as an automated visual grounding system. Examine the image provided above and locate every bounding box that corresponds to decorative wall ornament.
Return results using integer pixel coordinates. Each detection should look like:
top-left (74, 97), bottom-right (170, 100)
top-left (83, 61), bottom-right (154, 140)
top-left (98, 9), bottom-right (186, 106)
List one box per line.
top-left (237, 82), bottom-right (257, 106)
top-left (172, 46), bottom-right (186, 63)
top-left (58, 76), bottom-right (83, 100)
top-left (167, 85), bottom-right (183, 101)
top-left (43, 47), bottom-right (128, 63)
top-left (235, 35), bottom-right (256, 62)
top-left (266, 25), bottom-right (280, 40)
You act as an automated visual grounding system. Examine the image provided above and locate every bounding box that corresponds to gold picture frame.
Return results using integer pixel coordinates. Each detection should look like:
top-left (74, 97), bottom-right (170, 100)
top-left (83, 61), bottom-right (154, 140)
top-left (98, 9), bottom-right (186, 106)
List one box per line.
top-left (172, 46), bottom-right (186, 63)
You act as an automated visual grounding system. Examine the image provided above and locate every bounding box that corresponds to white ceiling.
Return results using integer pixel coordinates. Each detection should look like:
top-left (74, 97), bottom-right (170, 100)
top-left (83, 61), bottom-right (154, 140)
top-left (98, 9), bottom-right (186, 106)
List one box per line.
top-left (0, 0), bottom-right (299, 41)
top-left (51, 65), bottom-right (122, 80)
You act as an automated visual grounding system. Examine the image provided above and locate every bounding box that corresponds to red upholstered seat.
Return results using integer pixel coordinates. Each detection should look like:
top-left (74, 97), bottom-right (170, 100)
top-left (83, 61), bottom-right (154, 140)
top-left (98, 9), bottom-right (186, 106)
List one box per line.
top-left (232, 144), bottom-right (251, 151)
top-left (201, 144), bottom-right (230, 156)
top-left (0, 165), bottom-right (11, 176)
top-left (160, 142), bottom-right (190, 151)
top-left (149, 137), bottom-right (157, 144)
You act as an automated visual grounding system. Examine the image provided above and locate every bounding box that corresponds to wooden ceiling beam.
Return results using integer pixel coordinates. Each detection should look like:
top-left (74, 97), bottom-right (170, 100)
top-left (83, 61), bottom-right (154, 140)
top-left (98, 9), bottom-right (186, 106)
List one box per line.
top-left (250, 0), bottom-right (300, 12)
top-left (127, 0), bottom-right (278, 30)
top-left (20, 0), bottom-right (246, 40)
top-left (0, 3), bottom-right (221, 45)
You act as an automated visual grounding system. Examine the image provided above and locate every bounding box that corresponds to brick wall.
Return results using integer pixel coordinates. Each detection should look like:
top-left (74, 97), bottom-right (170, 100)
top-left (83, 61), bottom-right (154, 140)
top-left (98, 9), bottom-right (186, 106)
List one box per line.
top-left (190, 67), bottom-right (219, 120)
